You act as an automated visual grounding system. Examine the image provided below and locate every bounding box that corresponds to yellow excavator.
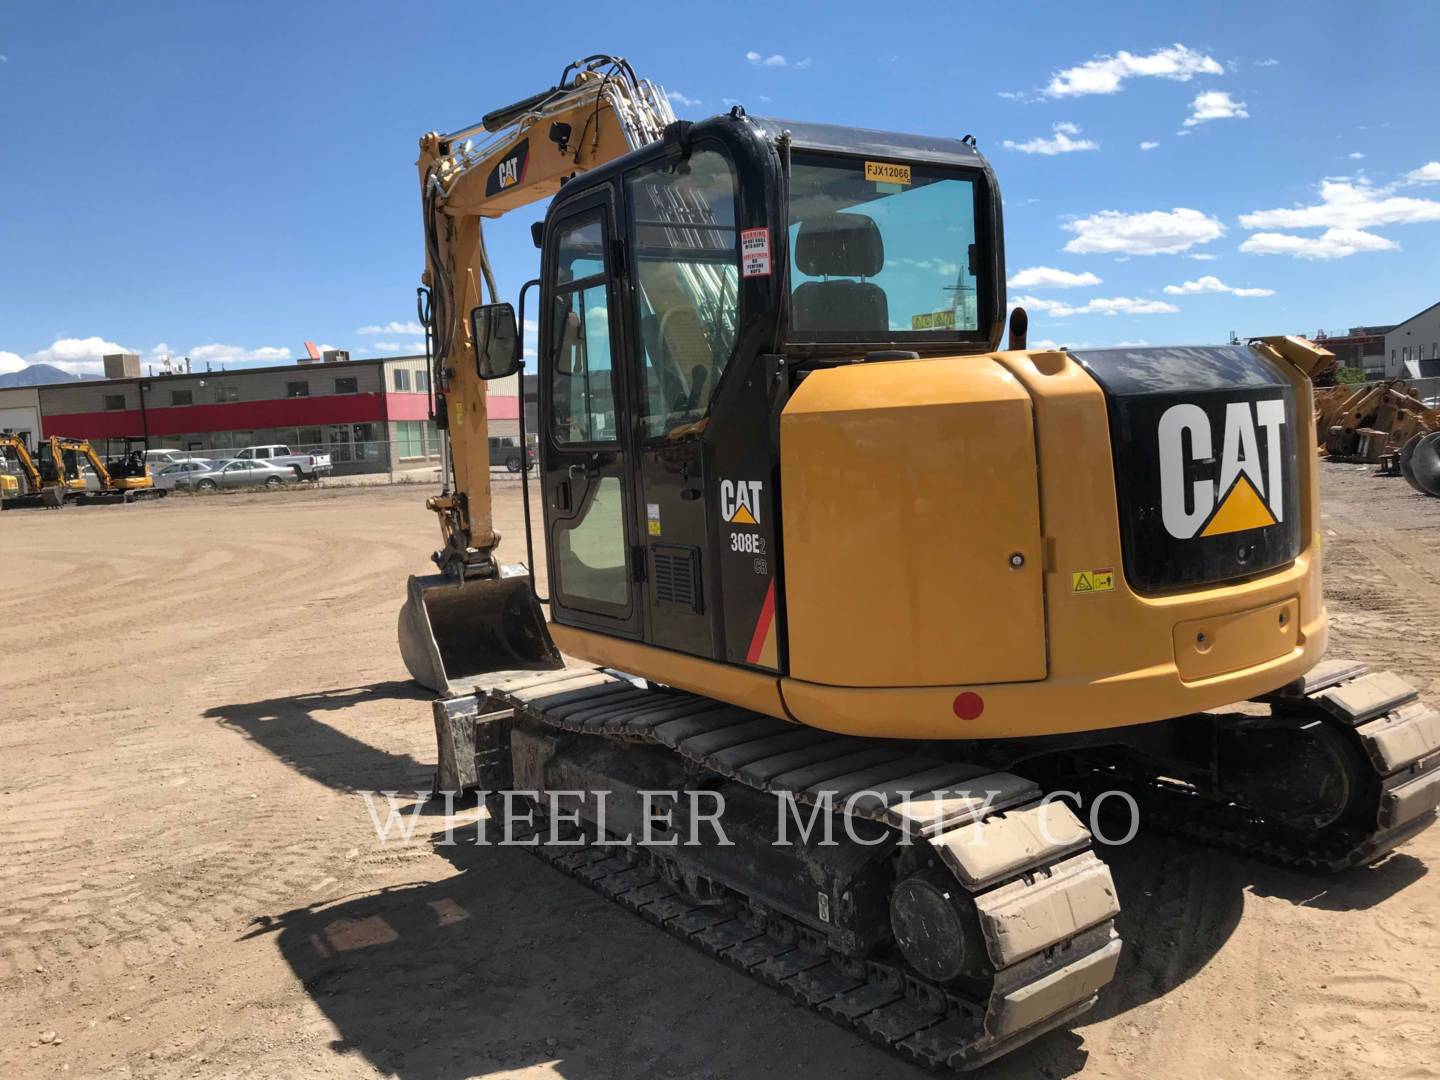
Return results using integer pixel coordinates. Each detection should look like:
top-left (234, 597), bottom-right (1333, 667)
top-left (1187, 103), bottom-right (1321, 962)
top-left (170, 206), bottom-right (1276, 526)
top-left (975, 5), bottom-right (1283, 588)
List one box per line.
top-left (1, 434), bottom-right (69, 508)
top-left (395, 56), bottom-right (1440, 1069)
top-left (36, 436), bottom-right (162, 505)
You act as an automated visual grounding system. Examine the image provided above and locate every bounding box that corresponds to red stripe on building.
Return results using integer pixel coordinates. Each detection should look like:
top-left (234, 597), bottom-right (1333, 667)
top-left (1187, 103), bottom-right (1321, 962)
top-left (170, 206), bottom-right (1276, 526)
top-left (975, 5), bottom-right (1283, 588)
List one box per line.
top-left (745, 580), bottom-right (777, 665)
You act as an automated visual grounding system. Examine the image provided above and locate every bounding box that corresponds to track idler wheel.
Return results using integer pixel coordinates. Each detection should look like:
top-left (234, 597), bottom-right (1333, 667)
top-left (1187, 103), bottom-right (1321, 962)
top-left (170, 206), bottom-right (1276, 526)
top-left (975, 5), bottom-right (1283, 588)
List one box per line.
top-left (1217, 718), bottom-right (1364, 832)
top-left (1403, 431), bottom-right (1440, 497)
top-left (890, 868), bottom-right (987, 985)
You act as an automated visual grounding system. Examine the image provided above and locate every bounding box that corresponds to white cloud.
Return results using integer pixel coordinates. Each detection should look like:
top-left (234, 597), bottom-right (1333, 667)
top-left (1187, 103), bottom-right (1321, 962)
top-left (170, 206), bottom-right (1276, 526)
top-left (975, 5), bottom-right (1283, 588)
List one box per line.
top-left (1239, 227), bottom-right (1397, 260)
top-left (1255, 58), bottom-right (1280, 67)
top-left (1183, 90), bottom-right (1249, 126)
top-left (1003, 122), bottom-right (1098, 155)
top-left (1044, 44), bottom-right (1223, 97)
top-left (1064, 207), bottom-right (1225, 255)
top-left (358, 320), bottom-right (424, 336)
top-left (1162, 274), bottom-right (1274, 297)
top-left (746, 51), bottom-right (787, 67)
top-left (997, 90), bottom-right (1025, 100)
top-left (1348, 152), bottom-right (1366, 160)
top-left (1405, 162), bottom-right (1440, 184)
top-left (1008, 266), bottom-right (1102, 289)
top-left (1239, 176), bottom-right (1440, 231)
top-left (795, 58), bottom-right (812, 69)
top-left (1188, 253), bottom-right (1218, 261)
top-left (668, 90), bottom-right (701, 108)
top-left (0, 351), bottom-right (26, 374)
top-left (26, 336), bottom-right (132, 376)
top-left (1140, 140), bottom-right (1160, 151)
top-left (373, 341), bottom-right (400, 351)
top-left (1013, 294), bottom-right (1180, 317)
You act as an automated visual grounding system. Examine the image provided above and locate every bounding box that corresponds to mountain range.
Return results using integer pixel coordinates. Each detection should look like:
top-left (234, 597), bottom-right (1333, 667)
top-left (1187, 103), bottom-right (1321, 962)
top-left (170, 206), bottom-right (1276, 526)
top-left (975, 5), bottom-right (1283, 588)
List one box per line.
top-left (0, 363), bottom-right (96, 388)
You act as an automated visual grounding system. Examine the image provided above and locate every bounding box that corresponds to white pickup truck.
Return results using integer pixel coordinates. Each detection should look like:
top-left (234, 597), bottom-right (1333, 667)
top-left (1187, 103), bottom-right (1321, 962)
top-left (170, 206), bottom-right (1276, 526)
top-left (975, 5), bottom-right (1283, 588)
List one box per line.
top-left (233, 444), bottom-right (333, 481)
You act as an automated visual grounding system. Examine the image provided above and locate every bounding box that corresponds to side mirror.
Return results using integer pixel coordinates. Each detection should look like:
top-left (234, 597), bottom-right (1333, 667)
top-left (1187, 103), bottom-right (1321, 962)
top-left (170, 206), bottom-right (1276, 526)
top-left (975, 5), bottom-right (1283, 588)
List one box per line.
top-left (470, 301), bottom-right (521, 380)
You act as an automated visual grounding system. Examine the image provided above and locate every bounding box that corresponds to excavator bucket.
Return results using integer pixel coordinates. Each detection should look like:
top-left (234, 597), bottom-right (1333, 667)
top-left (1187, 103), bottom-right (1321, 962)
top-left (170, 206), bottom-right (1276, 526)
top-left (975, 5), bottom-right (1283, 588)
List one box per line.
top-left (398, 570), bottom-right (561, 692)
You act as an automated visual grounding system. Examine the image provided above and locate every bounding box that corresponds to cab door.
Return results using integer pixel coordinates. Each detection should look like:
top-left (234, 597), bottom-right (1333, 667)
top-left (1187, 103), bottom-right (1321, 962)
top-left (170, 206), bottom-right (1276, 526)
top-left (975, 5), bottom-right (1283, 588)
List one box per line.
top-left (539, 189), bottom-right (643, 638)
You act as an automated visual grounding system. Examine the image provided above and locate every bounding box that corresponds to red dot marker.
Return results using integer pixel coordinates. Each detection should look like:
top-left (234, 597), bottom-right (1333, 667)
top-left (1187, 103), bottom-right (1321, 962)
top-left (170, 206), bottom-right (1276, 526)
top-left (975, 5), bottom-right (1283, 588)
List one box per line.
top-left (952, 692), bottom-right (985, 721)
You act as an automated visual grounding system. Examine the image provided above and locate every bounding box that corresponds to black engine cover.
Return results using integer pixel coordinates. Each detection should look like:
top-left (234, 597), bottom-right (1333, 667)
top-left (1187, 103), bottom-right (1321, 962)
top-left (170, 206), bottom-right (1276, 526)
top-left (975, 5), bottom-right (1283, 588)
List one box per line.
top-left (1072, 345), bottom-right (1301, 594)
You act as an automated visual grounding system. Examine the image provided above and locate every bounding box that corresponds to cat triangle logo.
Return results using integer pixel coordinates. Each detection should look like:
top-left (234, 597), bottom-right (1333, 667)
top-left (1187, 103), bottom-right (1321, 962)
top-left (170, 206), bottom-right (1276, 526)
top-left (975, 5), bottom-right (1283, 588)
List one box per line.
top-left (729, 504), bottom-right (757, 525)
top-left (1200, 474), bottom-right (1278, 537)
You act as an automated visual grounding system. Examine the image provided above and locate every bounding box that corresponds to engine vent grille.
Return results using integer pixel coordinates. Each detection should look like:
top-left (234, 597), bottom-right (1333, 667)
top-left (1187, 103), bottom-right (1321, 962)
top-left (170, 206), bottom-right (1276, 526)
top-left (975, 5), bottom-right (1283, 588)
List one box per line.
top-left (652, 544), bottom-right (702, 613)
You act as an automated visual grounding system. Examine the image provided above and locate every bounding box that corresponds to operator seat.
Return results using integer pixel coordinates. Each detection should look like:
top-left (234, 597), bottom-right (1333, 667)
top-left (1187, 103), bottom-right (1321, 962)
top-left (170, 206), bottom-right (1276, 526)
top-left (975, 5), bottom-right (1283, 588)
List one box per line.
top-left (791, 212), bottom-right (888, 334)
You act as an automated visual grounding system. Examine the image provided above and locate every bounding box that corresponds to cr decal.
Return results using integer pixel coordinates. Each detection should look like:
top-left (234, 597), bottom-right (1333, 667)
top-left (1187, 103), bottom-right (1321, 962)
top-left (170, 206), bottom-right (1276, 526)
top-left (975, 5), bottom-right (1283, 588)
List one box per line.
top-left (1158, 399), bottom-right (1285, 540)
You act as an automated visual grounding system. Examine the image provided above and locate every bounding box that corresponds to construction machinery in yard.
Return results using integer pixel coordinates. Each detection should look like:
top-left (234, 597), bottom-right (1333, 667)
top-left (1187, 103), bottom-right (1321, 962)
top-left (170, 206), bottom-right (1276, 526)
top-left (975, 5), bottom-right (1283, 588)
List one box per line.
top-left (1314, 379), bottom-right (1440, 495)
top-left (42, 436), bottom-right (164, 505)
top-left (1, 433), bottom-right (68, 508)
top-left (394, 56), bottom-right (1440, 1070)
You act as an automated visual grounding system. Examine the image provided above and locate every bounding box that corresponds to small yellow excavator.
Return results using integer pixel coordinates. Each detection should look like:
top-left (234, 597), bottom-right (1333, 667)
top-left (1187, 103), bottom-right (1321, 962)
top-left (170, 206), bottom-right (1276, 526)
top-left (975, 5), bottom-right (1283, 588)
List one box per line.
top-left (1, 434), bottom-right (68, 508)
top-left (395, 56), bottom-right (1440, 1069)
top-left (34, 436), bottom-right (163, 505)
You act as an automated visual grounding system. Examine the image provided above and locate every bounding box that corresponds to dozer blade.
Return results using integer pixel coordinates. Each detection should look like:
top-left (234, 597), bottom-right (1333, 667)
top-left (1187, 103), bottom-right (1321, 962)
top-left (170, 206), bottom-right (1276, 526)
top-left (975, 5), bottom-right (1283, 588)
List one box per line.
top-left (398, 570), bottom-right (561, 692)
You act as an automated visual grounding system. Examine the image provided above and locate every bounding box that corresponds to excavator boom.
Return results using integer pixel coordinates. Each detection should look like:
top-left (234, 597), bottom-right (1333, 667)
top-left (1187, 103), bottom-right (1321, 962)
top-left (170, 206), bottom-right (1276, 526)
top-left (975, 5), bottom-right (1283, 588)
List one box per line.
top-left (401, 57), bottom-right (674, 689)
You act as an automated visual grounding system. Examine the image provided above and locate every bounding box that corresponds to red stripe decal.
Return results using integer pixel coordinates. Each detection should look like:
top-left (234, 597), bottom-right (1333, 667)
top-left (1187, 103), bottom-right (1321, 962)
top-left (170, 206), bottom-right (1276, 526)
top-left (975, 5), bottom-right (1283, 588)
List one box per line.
top-left (745, 580), bottom-right (777, 666)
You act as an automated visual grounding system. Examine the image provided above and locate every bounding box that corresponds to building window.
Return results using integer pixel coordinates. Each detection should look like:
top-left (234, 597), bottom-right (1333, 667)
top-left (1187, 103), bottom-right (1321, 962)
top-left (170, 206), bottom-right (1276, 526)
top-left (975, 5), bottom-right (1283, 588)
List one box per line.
top-left (170, 389), bottom-right (192, 406)
top-left (393, 368), bottom-right (412, 392)
top-left (216, 386), bottom-right (239, 402)
top-left (286, 380), bottom-right (310, 398)
top-left (416, 369), bottom-right (430, 392)
top-left (334, 376), bottom-right (358, 394)
top-left (104, 394), bottom-right (126, 411)
top-left (396, 420), bottom-right (424, 458)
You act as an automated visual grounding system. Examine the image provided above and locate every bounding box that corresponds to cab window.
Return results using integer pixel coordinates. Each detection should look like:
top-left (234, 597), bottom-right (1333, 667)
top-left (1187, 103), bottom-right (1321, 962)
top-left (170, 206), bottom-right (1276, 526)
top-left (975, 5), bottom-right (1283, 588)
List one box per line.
top-left (626, 148), bottom-right (740, 439)
top-left (549, 213), bottom-right (617, 445)
top-left (787, 154), bottom-right (983, 339)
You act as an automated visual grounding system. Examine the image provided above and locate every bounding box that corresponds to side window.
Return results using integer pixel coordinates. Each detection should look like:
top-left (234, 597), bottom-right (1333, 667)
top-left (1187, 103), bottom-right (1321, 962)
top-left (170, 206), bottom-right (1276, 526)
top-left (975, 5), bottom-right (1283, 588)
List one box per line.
top-left (549, 215), bottom-right (616, 445)
top-left (626, 149), bottom-right (740, 439)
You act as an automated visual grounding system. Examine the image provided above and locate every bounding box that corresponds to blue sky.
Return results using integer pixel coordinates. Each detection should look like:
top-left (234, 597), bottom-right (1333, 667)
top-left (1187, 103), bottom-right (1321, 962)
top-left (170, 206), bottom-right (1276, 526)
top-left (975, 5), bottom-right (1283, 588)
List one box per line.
top-left (2, 1), bottom-right (1437, 374)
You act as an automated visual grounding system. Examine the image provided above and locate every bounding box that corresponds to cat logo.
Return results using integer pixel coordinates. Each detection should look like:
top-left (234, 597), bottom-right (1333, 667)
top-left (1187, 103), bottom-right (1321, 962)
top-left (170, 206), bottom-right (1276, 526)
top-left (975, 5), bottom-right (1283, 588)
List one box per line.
top-left (1159, 399), bottom-right (1286, 540)
top-left (484, 138), bottom-right (530, 197)
top-left (720, 479), bottom-right (763, 526)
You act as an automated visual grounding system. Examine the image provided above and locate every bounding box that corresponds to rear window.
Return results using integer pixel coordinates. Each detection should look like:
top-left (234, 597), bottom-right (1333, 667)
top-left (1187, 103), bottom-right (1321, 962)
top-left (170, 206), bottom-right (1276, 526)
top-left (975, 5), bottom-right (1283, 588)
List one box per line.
top-left (786, 154), bottom-right (987, 343)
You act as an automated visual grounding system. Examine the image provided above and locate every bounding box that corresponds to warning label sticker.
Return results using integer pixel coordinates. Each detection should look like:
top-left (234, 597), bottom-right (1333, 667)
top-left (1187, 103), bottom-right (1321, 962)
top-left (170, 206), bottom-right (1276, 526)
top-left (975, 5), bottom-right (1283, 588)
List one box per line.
top-left (740, 228), bottom-right (771, 278)
top-left (1072, 568), bottom-right (1116, 594)
top-left (646, 502), bottom-right (661, 537)
top-left (911, 309), bottom-right (956, 330)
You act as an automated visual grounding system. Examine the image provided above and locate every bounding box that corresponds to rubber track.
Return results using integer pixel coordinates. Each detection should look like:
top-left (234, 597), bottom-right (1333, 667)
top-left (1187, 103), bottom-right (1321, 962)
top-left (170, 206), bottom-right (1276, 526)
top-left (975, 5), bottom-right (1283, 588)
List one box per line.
top-left (1073, 660), bottom-right (1440, 872)
top-left (487, 669), bottom-right (1123, 1071)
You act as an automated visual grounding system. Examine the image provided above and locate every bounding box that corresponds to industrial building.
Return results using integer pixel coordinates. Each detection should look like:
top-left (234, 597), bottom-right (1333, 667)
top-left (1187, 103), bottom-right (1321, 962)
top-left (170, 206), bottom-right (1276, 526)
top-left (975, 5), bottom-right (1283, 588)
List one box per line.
top-left (0, 353), bottom-right (525, 476)
top-left (1312, 325), bottom-right (1394, 378)
top-left (1388, 300), bottom-right (1440, 379)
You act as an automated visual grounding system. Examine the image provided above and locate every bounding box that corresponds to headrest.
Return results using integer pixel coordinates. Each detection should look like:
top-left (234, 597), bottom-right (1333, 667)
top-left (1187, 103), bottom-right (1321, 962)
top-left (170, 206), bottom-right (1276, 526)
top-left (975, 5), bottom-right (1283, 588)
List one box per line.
top-left (795, 213), bottom-right (884, 278)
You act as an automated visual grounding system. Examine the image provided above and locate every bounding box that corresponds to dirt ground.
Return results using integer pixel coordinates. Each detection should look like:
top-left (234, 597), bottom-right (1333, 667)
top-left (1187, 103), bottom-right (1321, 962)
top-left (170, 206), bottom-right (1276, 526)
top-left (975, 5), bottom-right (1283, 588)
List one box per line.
top-left (1, 465), bottom-right (1438, 1080)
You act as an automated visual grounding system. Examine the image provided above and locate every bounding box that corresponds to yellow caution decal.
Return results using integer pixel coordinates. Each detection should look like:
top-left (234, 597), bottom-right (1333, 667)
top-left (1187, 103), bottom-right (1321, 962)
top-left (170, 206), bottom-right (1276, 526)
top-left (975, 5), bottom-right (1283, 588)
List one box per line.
top-left (911, 310), bottom-right (956, 330)
top-left (1201, 474), bottom-right (1278, 536)
top-left (864, 160), bottom-right (911, 186)
top-left (1072, 568), bottom-right (1115, 594)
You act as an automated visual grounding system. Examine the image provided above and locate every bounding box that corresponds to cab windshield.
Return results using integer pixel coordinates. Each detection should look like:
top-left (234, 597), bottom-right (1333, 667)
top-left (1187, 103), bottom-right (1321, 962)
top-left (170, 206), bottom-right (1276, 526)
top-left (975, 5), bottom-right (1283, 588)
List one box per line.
top-left (786, 154), bottom-right (984, 340)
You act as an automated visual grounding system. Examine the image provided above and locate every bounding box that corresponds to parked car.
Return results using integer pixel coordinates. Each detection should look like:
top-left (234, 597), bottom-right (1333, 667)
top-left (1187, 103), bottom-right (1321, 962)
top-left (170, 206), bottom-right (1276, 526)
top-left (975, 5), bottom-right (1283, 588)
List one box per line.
top-left (488, 436), bottom-right (536, 472)
top-left (145, 449), bottom-right (191, 472)
top-left (233, 444), bottom-right (333, 481)
top-left (175, 458), bottom-right (297, 492)
top-left (153, 459), bottom-right (215, 490)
